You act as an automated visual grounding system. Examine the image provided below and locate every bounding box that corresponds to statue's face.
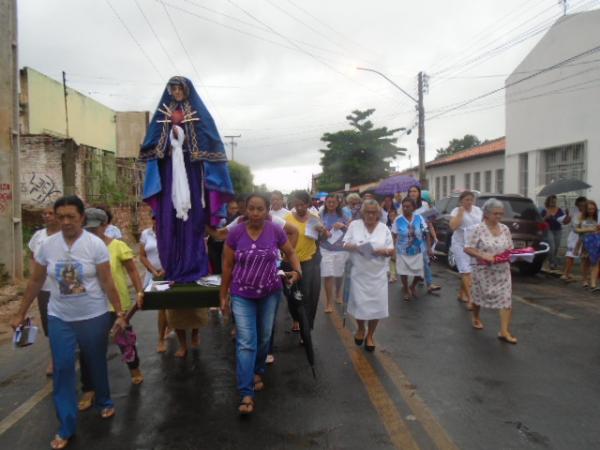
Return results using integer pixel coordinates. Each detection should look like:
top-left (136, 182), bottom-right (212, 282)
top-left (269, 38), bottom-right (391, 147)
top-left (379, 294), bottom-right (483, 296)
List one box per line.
top-left (172, 84), bottom-right (185, 102)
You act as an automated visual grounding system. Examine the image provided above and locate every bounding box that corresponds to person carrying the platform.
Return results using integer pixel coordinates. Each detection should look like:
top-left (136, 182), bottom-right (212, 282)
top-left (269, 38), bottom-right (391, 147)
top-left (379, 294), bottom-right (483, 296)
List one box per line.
top-left (220, 193), bottom-right (301, 415)
top-left (10, 196), bottom-right (126, 450)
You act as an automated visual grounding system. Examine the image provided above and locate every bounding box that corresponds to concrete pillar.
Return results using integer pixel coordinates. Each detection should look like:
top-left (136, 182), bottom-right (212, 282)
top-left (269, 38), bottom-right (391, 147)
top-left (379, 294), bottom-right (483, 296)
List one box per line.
top-left (0, 0), bottom-right (23, 280)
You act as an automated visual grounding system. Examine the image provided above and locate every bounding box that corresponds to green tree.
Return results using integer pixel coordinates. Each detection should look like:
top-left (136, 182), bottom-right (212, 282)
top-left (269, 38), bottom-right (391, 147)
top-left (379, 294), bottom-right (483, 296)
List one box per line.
top-left (228, 160), bottom-right (254, 194)
top-left (435, 134), bottom-right (482, 159)
top-left (317, 109), bottom-right (405, 192)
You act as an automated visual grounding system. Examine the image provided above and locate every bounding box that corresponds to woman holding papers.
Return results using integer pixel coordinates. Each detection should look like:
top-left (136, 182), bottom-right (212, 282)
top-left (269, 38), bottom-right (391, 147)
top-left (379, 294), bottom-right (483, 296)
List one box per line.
top-left (285, 191), bottom-right (327, 331)
top-left (464, 198), bottom-right (517, 344)
top-left (392, 197), bottom-right (431, 301)
top-left (319, 194), bottom-right (350, 313)
top-left (343, 199), bottom-right (394, 352)
top-left (408, 186), bottom-right (441, 294)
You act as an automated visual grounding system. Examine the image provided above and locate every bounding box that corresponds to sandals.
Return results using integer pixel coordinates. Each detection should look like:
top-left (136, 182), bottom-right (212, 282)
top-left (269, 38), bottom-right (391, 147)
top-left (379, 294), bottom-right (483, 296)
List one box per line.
top-left (50, 434), bottom-right (69, 449)
top-left (156, 340), bottom-right (167, 353)
top-left (291, 323), bottom-right (300, 333)
top-left (130, 368), bottom-right (144, 385)
top-left (254, 375), bottom-right (265, 392)
top-left (100, 407), bottom-right (116, 419)
top-left (238, 397), bottom-right (255, 415)
top-left (497, 333), bottom-right (518, 345)
top-left (324, 306), bottom-right (334, 314)
top-left (78, 392), bottom-right (95, 411)
top-left (472, 319), bottom-right (484, 330)
top-left (428, 284), bottom-right (441, 293)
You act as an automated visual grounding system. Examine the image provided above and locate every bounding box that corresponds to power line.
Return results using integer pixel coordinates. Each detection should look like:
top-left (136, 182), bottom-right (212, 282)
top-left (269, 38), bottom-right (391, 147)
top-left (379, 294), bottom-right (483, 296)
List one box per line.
top-left (104, 0), bottom-right (164, 80)
top-left (134, 0), bottom-right (181, 72)
top-left (158, 0), bottom-right (228, 128)
top-left (428, 43), bottom-right (600, 121)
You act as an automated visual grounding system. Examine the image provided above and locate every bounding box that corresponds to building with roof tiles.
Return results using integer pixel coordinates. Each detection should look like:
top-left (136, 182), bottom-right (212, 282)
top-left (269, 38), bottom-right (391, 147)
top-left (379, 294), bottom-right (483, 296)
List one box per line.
top-left (426, 137), bottom-right (506, 201)
top-left (505, 9), bottom-right (600, 203)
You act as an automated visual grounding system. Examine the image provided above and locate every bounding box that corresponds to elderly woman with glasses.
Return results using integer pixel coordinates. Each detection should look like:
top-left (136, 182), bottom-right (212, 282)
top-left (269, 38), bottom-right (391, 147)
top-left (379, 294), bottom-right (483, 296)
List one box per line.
top-left (464, 198), bottom-right (517, 344)
top-left (343, 199), bottom-right (394, 352)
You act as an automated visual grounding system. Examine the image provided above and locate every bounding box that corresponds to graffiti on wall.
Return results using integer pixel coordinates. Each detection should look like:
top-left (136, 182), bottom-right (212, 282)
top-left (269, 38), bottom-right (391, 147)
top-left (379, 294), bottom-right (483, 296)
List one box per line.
top-left (0, 183), bottom-right (12, 215)
top-left (21, 173), bottom-right (62, 206)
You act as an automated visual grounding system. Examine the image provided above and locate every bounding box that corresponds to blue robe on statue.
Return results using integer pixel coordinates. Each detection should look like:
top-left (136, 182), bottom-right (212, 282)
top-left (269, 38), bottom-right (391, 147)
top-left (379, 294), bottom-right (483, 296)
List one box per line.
top-left (140, 76), bottom-right (233, 283)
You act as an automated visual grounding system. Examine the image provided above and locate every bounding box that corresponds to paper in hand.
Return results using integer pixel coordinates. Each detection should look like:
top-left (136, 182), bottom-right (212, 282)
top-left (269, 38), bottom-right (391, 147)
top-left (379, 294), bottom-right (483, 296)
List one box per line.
top-left (357, 241), bottom-right (375, 258)
top-left (327, 228), bottom-right (344, 245)
top-left (305, 216), bottom-right (320, 240)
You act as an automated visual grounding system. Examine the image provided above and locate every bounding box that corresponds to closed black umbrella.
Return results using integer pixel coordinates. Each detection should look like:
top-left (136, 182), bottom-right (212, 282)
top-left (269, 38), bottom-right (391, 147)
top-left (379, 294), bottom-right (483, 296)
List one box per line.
top-left (538, 179), bottom-right (591, 197)
top-left (282, 278), bottom-right (316, 379)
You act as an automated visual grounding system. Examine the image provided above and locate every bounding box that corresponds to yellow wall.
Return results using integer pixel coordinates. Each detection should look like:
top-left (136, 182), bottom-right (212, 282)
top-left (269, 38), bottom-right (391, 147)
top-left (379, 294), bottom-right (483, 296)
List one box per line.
top-left (24, 67), bottom-right (116, 152)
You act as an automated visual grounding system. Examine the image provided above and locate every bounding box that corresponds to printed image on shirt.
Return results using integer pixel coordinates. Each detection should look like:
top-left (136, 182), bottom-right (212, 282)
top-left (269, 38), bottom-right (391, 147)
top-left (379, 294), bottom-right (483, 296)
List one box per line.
top-left (56, 261), bottom-right (86, 296)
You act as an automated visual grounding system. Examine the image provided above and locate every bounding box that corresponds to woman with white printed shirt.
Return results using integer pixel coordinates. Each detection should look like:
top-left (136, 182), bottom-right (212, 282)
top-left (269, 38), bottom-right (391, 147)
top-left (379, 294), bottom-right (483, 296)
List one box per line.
top-left (11, 196), bottom-right (126, 450)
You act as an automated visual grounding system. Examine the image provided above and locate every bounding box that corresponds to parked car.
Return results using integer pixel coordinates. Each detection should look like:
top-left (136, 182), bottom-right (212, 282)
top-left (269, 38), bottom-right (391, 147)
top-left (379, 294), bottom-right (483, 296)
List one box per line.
top-left (432, 193), bottom-right (547, 275)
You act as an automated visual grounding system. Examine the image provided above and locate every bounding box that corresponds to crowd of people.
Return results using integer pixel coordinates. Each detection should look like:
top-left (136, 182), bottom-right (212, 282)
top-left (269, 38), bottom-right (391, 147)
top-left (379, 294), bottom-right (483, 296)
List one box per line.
top-left (9, 186), bottom-right (600, 447)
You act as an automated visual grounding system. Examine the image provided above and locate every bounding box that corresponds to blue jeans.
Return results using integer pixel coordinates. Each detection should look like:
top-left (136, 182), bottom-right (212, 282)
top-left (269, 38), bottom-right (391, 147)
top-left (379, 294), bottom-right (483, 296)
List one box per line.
top-left (48, 313), bottom-right (113, 439)
top-left (423, 252), bottom-right (433, 286)
top-left (232, 292), bottom-right (280, 398)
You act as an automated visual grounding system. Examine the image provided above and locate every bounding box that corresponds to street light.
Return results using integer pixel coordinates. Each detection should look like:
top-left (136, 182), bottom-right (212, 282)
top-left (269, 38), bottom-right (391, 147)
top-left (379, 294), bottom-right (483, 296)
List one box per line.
top-left (357, 67), bottom-right (426, 188)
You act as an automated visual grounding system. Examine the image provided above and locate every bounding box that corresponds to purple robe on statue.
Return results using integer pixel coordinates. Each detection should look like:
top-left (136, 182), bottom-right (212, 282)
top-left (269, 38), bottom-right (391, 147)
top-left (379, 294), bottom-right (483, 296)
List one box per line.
top-left (140, 77), bottom-right (234, 283)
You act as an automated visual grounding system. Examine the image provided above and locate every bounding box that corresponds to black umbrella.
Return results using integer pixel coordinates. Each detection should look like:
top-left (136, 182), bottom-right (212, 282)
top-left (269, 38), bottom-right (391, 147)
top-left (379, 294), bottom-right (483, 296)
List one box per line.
top-left (538, 179), bottom-right (591, 197)
top-left (282, 277), bottom-right (316, 379)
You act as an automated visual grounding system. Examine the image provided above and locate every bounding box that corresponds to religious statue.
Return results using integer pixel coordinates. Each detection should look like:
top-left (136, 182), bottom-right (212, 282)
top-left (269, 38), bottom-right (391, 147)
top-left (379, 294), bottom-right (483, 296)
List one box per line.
top-left (139, 76), bottom-right (234, 282)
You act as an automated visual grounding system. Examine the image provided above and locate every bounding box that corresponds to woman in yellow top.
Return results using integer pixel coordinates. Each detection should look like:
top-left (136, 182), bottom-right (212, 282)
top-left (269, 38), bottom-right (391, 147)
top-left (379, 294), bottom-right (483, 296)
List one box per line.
top-left (285, 191), bottom-right (328, 332)
top-left (78, 208), bottom-right (145, 411)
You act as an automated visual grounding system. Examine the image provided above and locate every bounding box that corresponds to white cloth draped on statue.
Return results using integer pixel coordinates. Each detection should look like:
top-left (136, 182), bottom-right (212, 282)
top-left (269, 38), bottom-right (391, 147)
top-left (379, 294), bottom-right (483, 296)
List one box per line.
top-left (170, 125), bottom-right (192, 221)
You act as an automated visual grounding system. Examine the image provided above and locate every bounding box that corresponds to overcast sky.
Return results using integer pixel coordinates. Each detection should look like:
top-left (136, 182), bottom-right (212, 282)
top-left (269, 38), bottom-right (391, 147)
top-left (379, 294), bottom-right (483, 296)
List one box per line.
top-left (17, 0), bottom-right (599, 191)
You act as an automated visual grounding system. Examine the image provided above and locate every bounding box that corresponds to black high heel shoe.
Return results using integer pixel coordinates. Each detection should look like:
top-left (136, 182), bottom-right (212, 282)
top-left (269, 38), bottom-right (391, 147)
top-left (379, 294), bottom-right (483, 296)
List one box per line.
top-left (364, 339), bottom-right (375, 352)
top-left (354, 335), bottom-right (364, 346)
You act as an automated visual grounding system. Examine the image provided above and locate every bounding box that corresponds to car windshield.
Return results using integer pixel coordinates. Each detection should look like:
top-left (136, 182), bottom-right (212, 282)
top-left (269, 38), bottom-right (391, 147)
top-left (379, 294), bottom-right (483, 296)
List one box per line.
top-left (477, 198), bottom-right (542, 221)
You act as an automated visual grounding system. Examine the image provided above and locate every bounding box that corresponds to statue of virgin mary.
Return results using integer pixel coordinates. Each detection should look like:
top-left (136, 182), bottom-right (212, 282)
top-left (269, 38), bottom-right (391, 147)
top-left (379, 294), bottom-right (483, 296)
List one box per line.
top-left (139, 76), bottom-right (234, 283)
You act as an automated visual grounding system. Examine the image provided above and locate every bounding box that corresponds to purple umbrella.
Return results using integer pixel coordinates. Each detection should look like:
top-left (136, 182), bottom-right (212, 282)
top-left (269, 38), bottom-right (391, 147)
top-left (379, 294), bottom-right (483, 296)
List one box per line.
top-left (374, 175), bottom-right (420, 195)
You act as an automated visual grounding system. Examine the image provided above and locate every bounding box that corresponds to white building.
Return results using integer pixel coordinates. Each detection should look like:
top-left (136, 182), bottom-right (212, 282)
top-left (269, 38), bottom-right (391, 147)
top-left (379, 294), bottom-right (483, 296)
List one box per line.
top-left (505, 10), bottom-right (600, 204)
top-left (426, 137), bottom-right (506, 201)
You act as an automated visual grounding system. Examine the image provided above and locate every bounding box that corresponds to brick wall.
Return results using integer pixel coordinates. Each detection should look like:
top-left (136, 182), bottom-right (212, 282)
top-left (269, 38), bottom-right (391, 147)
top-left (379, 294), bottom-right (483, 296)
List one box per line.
top-left (19, 135), bottom-right (66, 209)
top-left (111, 204), bottom-right (153, 244)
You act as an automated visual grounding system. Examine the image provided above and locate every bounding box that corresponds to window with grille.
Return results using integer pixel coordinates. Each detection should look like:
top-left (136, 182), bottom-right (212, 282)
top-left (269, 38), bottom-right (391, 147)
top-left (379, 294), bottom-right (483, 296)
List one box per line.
top-left (436, 177), bottom-right (441, 200)
top-left (450, 175), bottom-right (455, 192)
top-left (464, 173), bottom-right (471, 190)
top-left (539, 143), bottom-right (585, 187)
top-left (484, 170), bottom-right (492, 193)
top-left (474, 172), bottom-right (481, 191)
top-left (442, 176), bottom-right (448, 197)
top-left (496, 169), bottom-right (504, 194)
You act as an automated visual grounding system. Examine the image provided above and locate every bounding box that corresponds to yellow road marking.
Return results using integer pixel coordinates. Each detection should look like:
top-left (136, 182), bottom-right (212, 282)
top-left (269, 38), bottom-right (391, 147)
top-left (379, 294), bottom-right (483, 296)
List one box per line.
top-left (328, 310), bottom-right (420, 450)
top-left (376, 353), bottom-right (460, 450)
top-left (0, 381), bottom-right (52, 436)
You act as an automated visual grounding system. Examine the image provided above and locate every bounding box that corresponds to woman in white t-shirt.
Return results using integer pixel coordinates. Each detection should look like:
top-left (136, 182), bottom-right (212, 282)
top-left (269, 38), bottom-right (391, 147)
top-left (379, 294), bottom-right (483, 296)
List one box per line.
top-left (449, 191), bottom-right (483, 310)
top-left (11, 196), bottom-right (127, 450)
top-left (139, 215), bottom-right (169, 353)
top-left (28, 206), bottom-right (61, 376)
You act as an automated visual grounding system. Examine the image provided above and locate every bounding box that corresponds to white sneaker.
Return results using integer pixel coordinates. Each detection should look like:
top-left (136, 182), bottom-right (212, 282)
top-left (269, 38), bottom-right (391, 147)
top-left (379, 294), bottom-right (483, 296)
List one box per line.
top-left (266, 354), bottom-right (275, 364)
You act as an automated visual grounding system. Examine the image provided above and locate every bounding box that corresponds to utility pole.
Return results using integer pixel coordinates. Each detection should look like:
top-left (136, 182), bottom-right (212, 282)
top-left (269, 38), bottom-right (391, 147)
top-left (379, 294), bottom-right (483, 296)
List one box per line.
top-left (417, 72), bottom-right (427, 188)
top-left (224, 134), bottom-right (241, 161)
top-left (0, 0), bottom-right (23, 280)
top-left (62, 71), bottom-right (70, 137)
top-left (357, 67), bottom-right (428, 188)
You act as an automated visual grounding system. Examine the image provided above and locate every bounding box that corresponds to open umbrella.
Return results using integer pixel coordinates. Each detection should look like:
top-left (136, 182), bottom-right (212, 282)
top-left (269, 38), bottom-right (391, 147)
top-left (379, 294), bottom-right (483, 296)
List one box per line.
top-left (281, 273), bottom-right (316, 378)
top-left (374, 175), bottom-right (420, 196)
top-left (538, 179), bottom-right (591, 197)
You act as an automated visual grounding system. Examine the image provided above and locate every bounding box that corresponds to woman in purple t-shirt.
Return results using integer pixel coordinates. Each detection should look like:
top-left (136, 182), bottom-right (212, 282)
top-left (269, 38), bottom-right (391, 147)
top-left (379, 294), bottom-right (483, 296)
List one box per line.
top-left (220, 193), bottom-right (301, 415)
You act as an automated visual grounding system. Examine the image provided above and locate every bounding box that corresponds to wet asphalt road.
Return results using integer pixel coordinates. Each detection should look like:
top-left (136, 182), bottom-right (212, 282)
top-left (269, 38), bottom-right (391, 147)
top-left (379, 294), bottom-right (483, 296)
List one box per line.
top-left (1, 263), bottom-right (600, 450)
